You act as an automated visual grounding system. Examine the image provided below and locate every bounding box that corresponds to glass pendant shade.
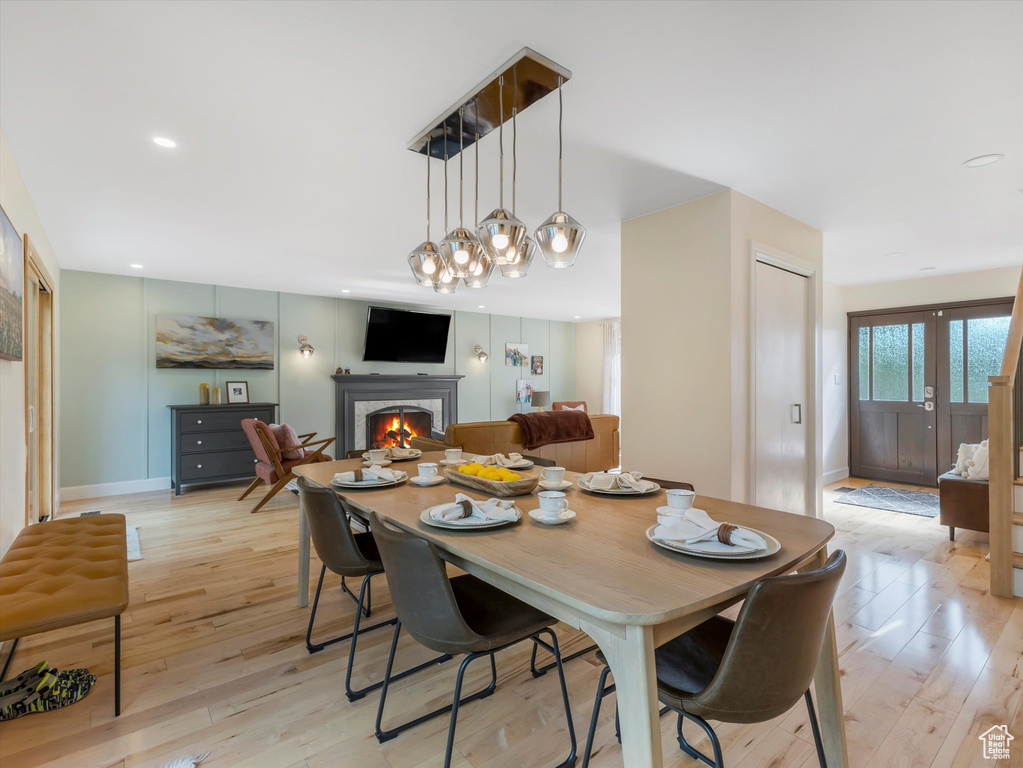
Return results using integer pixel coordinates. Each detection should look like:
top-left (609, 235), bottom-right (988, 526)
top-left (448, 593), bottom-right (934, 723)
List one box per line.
top-left (478, 208), bottom-right (526, 265)
top-left (432, 263), bottom-right (459, 294)
top-left (462, 249), bottom-right (494, 288)
top-left (408, 241), bottom-right (444, 287)
top-left (499, 235), bottom-right (536, 278)
top-left (439, 227), bottom-right (482, 279)
top-left (535, 211), bottom-right (586, 268)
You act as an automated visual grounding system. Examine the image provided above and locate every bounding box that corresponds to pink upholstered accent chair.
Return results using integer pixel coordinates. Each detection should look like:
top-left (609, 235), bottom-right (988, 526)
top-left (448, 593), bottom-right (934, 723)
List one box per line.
top-left (239, 419), bottom-right (334, 513)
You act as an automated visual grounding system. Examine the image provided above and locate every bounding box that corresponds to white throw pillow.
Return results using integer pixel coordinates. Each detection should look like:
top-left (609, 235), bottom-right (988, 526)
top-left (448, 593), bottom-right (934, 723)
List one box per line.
top-left (965, 440), bottom-right (989, 481)
top-left (560, 404), bottom-right (585, 411)
top-left (954, 442), bottom-right (978, 476)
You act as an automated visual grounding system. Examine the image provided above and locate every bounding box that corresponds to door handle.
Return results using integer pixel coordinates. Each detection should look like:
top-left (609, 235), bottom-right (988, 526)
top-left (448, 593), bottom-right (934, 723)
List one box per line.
top-left (916, 402), bottom-right (935, 411)
top-left (791, 404), bottom-right (802, 424)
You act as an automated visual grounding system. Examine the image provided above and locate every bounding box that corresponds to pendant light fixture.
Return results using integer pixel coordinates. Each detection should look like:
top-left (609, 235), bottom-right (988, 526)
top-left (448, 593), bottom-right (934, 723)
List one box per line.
top-left (439, 107), bottom-right (482, 280)
top-left (408, 137), bottom-right (443, 287)
top-left (500, 105), bottom-right (536, 279)
top-left (464, 107), bottom-right (495, 289)
top-left (433, 124), bottom-right (458, 295)
top-left (478, 76), bottom-right (527, 265)
top-left (535, 76), bottom-right (585, 268)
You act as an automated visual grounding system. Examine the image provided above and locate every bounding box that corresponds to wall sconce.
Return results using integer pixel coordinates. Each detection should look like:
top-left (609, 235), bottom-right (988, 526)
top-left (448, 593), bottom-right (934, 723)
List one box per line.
top-left (474, 345), bottom-right (489, 364)
top-left (298, 335), bottom-right (315, 358)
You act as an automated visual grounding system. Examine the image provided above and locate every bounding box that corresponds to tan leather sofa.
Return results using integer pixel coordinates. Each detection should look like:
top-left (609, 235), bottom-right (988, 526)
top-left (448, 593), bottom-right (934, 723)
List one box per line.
top-left (410, 414), bottom-right (620, 473)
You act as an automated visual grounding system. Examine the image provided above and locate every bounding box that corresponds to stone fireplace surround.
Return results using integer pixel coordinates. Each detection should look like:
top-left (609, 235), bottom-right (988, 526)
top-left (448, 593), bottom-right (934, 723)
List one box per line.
top-left (332, 374), bottom-right (463, 456)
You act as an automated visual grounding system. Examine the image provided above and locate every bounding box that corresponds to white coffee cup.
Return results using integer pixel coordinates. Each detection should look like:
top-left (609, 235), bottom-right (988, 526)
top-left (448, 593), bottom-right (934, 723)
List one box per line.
top-left (666, 488), bottom-right (696, 511)
top-left (418, 462), bottom-right (438, 480)
top-left (445, 448), bottom-right (463, 463)
top-left (541, 466), bottom-right (566, 485)
top-left (537, 491), bottom-right (569, 518)
top-left (367, 448), bottom-right (388, 464)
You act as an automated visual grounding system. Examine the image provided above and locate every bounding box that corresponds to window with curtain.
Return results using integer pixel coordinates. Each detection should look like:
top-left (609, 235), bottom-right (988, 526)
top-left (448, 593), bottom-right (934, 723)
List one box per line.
top-left (602, 320), bottom-right (622, 417)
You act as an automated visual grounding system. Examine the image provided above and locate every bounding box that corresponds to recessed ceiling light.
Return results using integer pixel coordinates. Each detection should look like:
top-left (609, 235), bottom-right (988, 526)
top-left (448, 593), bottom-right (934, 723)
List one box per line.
top-left (574, 315), bottom-right (581, 319)
top-left (477, 305), bottom-right (485, 309)
top-left (962, 154), bottom-right (1003, 167)
top-left (920, 267), bottom-right (936, 272)
top-left (884, 252), bottom-right (908, 258)
top-left (130, 264), bottom-right (143, 269)
top-left (153, 137), bottom-right (177, 148)
top-left (341, 289), bottom-right (350, 293)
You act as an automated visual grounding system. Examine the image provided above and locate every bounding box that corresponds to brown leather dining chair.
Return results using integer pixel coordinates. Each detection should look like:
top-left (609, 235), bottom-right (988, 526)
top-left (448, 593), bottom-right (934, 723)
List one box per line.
top-left (581, 549), bottom-right (846, 768)
top-left (297, 478), bottom-right (448, 701)
top-left (368, 510), bottom-right (578, 768)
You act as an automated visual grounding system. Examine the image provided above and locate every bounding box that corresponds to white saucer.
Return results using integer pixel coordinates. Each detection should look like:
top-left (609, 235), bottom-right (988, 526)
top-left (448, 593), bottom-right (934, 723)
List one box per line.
top-left (527, 508), bottom-right (577, 525)
top-left (410, 475), bottom-right (446, 487)
top-left (363, 459), bottom-right (392, 467)
top-left (656, 505), bottom-right (692, 516)
top-left (538, 479), bottom-right (573, 491)
top-left (440, 458), bottom-right (467, 466)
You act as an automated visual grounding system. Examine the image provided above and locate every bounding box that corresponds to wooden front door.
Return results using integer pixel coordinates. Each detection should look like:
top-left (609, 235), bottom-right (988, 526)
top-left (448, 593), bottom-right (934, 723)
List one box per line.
top-left (850, 311), bottom-right (937, 486)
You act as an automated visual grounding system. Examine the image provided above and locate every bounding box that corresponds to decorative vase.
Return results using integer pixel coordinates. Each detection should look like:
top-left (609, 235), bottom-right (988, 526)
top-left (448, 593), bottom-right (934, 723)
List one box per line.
top-left (199, 383), bottom-right (210, 405)
top-left (212, 386), bottom-right (222, 405)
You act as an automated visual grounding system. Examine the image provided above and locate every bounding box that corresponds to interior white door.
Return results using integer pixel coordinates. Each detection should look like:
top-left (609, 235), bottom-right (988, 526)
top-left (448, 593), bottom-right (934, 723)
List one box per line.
top-left (754, 260), bottom-right (810, 515)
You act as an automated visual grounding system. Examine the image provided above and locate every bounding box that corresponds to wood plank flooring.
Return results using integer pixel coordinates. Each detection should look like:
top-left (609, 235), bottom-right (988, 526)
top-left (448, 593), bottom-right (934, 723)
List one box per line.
top-left (0, 477), bottom-right (1019, 767)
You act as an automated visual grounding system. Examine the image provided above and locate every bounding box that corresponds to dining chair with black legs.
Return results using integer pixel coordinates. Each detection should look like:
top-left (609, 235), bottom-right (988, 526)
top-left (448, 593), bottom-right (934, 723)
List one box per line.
top-left (297, 477), bottom-right (450, 702)
top-left (580, 549), bottom-right (846, 768)
top-left (368, 510), bottom-right (578, 768)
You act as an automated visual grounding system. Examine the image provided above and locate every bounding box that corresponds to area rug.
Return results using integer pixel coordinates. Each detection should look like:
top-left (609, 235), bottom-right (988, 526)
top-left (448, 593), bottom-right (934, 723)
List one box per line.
top-left (833, 484), bottom-right (939, 517)
top-left (126, 525), bottom-right (143, 561)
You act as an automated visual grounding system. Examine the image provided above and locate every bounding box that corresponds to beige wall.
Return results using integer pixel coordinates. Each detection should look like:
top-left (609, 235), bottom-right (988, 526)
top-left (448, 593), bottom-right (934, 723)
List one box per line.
top-left (622, 189), bottom-right (824, 511)
top-left (575, 320), bottom-right (607, 413)
top-left (0, 132), bottom-right (61, 553)
top-left (821, 264), bottom-right (1020, 484)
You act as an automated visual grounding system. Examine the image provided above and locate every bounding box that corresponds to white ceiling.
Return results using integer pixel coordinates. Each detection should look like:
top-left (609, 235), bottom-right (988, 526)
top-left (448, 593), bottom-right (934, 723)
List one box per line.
top-left (1, 0), bottom-right (1020, 321)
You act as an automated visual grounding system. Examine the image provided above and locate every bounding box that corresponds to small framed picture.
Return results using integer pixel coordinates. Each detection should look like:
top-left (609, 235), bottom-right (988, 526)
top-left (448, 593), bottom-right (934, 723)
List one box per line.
top-left (225, 381), bottom-right (250, 404)
top-left (530, 355), bottom-right (544, 375)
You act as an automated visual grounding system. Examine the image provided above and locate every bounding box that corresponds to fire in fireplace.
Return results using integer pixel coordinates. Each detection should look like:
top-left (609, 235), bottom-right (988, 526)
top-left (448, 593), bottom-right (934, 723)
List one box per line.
top-left (367, 406), bottom-right (433, 449)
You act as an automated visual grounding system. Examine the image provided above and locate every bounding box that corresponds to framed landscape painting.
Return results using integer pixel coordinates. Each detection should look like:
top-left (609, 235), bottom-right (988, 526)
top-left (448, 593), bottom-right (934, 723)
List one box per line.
top-left (0, 205), bottom-right (24, 361)
top-left (156, 314), bottom-right (274, 369)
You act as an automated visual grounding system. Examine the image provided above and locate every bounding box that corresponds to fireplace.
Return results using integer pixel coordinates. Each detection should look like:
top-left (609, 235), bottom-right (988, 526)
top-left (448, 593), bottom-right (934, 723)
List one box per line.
top-left (367, 406), bottom-right (433, 449)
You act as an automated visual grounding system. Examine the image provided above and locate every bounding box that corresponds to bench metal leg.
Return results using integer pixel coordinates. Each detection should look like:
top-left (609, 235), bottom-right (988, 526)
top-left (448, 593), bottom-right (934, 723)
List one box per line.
top-left (0, 637), bottom-right (20, 681)
top-left (949, 526), bottom-right (955, 541)
top-left (114, 615), bottom-right (121, 717)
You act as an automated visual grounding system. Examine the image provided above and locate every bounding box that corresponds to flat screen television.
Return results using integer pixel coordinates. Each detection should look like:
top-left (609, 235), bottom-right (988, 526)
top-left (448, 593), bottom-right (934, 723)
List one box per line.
top-left (363, 306), bottom-right (451, 364)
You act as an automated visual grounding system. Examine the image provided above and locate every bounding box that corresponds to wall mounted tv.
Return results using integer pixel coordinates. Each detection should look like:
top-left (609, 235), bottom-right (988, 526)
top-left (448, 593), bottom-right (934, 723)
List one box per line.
top-left (363, 306), bottom-right (451, 364)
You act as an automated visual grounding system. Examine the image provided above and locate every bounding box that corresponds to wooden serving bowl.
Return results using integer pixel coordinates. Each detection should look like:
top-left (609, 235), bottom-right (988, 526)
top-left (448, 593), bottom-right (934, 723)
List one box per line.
top-left (444, 468), bottom-right (539, 498)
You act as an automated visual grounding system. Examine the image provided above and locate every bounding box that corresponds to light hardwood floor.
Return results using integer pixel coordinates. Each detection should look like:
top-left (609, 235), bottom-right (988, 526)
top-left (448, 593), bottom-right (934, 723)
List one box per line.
top-left (0, 477), bottom-right (1018, 768)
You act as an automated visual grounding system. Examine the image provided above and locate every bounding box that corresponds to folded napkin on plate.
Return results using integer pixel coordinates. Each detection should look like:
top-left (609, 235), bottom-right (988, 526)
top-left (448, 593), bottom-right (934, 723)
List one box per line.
top-left (654, 508), bottom-right (767, 550)
top-left (473, 452), bottom-right (525, 467)
top-left (579, 471), bottom-right (655, 492)
top-left (334, 465), bottom-right (397, 483)
top-left (430, 493), bottom-right (519, 524)
top-left (386, 447), bottom-right (418, 459)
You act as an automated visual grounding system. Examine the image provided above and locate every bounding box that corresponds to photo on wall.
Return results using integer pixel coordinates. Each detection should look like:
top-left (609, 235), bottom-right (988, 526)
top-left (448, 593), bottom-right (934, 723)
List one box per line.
top-left (516, 379), bottom-right (539, 404)
top-left (156, 314), bottom-right (275, 369)
top-left (530, 355), bottom-right (544, 375)
top-left (505, 342), bottom-right (529, 367)
top-left (0, 206), bottom-right (24, 362)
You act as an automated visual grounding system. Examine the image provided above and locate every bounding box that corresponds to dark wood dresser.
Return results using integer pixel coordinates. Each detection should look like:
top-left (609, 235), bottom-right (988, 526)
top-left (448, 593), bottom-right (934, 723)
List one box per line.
top-left (168, 402), bottom-right (277, 495)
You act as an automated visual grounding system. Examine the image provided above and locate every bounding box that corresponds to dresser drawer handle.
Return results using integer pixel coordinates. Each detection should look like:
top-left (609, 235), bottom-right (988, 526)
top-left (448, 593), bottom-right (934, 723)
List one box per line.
top-left (197, 419), bottom-right (203, 425)
top-left (197, 464), bottom-right (203, 469)
top-left (196, 440), bottom-right (203, 445)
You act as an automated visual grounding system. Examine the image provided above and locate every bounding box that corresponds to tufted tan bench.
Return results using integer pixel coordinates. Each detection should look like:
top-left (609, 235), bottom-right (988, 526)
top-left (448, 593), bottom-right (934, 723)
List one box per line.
top-left (0, 514), bottom-right (128, 715)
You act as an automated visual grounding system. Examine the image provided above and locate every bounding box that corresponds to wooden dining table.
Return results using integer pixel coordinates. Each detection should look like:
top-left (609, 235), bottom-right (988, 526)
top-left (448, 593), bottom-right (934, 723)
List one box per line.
top-left (293, 453), bottom-right (848, 768)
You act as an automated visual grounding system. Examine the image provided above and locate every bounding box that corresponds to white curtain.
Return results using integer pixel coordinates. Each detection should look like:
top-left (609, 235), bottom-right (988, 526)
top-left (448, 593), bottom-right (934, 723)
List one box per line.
top-left (602, 320), bottom-right (622, 417)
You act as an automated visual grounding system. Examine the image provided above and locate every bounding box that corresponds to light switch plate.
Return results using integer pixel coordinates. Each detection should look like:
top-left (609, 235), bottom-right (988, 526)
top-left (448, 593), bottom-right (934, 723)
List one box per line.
top-left (834, 374), bottom-right (841, 385)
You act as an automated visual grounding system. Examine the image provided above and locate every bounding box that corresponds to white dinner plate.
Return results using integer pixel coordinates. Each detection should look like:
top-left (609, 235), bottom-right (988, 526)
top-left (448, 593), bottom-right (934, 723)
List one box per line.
top-left (364, 450), bottom-right (422, 462)
top-left (410, 475), bottom-right (446, 487)
top-left (578, 479), bottom-right (661, 496)
top-left (362, 459), bottom-right (392, 467)
top-left (471, 457), bottom-right (535, 470)
top-left (645, 525), bottom-right (781, 560)
top-left (440, 458), bottom-right (467, 466)
top-left (537, 479), bottom-right (574, 491)
top-left (527, 508), bottom-right (576, 525)
top-left (331, 471), bottom-right (408, 489)
top-left (420, 505), bottom-right (522, 530)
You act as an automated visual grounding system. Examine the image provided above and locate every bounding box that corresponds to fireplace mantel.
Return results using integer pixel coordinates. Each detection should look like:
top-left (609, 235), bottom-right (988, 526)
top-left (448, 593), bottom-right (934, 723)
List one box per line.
top-left (332, 374), bottom-right (463, 455)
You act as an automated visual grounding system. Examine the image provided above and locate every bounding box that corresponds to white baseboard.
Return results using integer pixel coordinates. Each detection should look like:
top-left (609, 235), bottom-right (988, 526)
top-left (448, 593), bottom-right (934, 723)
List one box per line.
top-left (61, 477), bottom-right (171, 502)
top-left (823, 467), bottom-right (850, 485)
